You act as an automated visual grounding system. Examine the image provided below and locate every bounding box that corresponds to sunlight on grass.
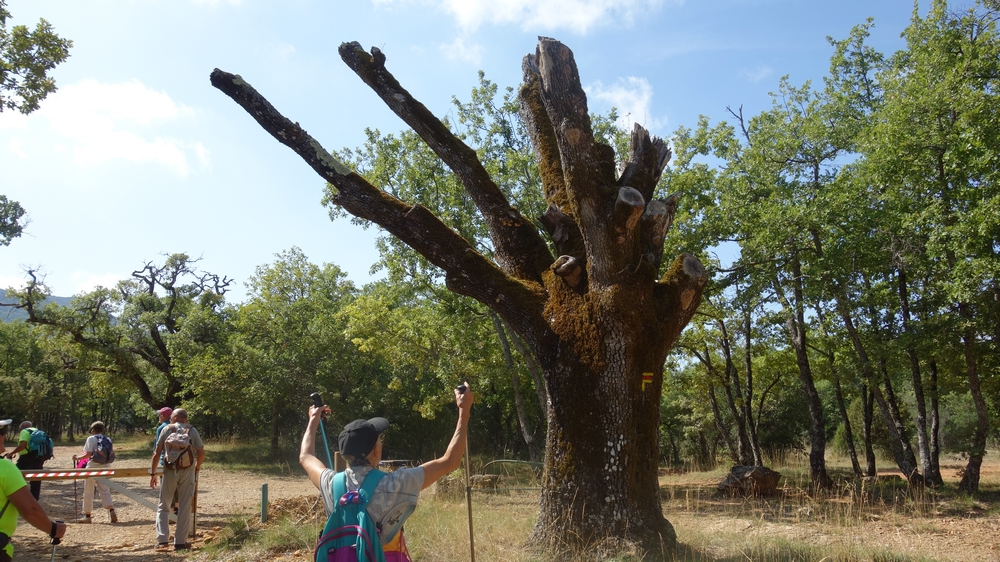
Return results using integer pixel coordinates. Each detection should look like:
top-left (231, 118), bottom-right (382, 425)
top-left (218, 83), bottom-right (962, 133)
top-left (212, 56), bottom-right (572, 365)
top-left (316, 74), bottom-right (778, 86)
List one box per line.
top-left (168, 445), bottom-right (1000, 560)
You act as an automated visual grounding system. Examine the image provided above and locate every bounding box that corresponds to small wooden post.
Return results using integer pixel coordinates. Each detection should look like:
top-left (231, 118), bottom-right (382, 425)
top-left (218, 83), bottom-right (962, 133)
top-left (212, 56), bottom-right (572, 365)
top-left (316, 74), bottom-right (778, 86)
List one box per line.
top-left (260, 483), bottom-right (268, 523)
top-left (334, 451), bottom-right (347, 472)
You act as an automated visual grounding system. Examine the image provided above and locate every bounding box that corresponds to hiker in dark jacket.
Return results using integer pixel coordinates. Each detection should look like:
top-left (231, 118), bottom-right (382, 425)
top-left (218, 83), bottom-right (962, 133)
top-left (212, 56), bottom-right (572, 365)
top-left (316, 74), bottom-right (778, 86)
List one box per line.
top-left (299, 382), bottom-right (474, 560)
top-left (4, 422), bottom-right (49, 499)
top-left (0, 418), bottom-right (66, 561)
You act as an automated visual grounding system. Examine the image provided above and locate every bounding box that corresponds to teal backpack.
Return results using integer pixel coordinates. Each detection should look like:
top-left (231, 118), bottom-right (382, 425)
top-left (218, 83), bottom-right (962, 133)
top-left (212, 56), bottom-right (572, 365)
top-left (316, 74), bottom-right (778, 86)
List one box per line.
top-left (27, 429), bottom-right (54, 461)
top-left (315, 470), bottom-right (388, 562)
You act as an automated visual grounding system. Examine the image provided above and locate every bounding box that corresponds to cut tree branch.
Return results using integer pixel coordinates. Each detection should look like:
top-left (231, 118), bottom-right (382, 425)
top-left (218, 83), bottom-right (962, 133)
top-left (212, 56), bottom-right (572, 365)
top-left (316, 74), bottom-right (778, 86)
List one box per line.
top-left (210, 68), bottom-right (550, 338)
top-left (655, 254), bottom-right (709, 353)
top-left (617, 123), bottom-right (672, 204)
top-left (639, 194), bottom-right (678, 275)
top-left (337, 42), bottom-right (553, 283)
top-left (533, 38), bottom-right (617, 210)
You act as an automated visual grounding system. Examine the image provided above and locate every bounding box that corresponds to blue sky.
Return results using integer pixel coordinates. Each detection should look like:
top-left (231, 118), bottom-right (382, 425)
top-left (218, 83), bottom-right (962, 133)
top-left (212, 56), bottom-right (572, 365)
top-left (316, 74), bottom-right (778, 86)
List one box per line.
top-left (1, 0), bottom-right (920, 302)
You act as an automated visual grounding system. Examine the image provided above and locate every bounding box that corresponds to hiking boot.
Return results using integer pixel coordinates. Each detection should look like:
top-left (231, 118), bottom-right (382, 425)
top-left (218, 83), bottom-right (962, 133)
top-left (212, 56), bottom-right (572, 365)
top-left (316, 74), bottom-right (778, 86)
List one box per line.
top-left (155, 543), bottom-right (170, 552)
top-left (77, 515), bottom-right (92, 524)
top-left (175, 543), bottom-right (192, 551)
top-left (109, 509), bottom-right (118, 523)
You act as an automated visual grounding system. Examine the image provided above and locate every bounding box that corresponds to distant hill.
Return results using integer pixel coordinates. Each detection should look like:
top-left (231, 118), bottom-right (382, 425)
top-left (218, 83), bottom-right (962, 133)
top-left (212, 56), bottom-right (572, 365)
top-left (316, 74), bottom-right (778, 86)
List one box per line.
top-left (0, 290), bottom-right (74, 323)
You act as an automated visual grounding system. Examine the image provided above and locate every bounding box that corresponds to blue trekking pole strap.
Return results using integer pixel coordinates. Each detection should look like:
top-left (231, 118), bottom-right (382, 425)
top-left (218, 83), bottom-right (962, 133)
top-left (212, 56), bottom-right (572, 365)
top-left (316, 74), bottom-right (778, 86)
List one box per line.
top-left (318, 418), bottom-right (334, 470)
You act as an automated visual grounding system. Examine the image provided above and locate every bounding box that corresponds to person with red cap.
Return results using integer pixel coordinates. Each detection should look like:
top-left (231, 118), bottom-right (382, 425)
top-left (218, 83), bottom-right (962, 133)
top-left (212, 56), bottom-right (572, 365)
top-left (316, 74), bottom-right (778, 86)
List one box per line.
top-left (153, 407), bottom-right (173, 464)
top-left (299, 383), bottom-right (474, 561)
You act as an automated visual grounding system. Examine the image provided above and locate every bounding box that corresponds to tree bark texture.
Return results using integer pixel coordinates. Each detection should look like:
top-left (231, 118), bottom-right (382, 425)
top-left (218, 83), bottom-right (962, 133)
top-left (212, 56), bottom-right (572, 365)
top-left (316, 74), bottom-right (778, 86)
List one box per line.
top-left (834, 294), bottom-right (921, 482)
top-left (491, 311), bottom-right (541, 461)
top-left (211, 37), bottom-right (705, 558)
top-left (928, 360), bottom-right (942, 481)
top-left (861, 384), bottom-right (877, 477)
top-left (716, 316), bottom-right (752, 466)
top-left (897, 269), bottom-right (940, 486)
top-left (958, 308), bottom-right (988, 494)
top-left (742, 312), bottom-right (763, 467)
top-left (772, 256), bottom-right (832, 489)
top-left (833, 375), bottom-right (863, 478)
top-left (708, 382), bottom-right (740, 465)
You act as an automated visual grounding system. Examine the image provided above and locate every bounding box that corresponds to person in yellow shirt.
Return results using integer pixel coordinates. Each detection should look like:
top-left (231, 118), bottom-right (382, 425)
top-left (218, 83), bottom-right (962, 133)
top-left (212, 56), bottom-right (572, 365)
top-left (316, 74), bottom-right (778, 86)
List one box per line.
top-left (0, 419), bottom-right (67, 561)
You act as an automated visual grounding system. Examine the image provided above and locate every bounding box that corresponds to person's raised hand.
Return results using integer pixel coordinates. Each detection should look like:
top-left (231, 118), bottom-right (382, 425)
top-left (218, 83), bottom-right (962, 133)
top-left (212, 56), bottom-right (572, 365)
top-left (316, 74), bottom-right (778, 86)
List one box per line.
top-left (455, 381), bottom-right (474, 410)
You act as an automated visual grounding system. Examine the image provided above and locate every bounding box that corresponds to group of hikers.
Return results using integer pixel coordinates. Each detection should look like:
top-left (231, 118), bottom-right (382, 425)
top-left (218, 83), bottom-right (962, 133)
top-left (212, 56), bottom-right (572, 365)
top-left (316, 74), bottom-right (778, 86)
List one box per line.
top-left (0, 407), bottom-right (204, 558)
top-left (0, 381), bottom-right (473, 560)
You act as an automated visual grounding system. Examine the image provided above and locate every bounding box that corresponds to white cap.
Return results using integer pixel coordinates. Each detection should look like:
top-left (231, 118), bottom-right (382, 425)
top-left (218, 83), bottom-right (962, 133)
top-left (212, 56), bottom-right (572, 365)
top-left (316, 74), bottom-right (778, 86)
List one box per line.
top-left (0, 420), bottom-right (11, 427)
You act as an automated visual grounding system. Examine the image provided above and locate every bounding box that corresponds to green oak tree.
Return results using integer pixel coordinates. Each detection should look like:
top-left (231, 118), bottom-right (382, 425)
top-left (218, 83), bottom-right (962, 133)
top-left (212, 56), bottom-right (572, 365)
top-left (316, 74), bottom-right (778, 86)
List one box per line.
top-left (1, 0), bottom-right (72, 246)
top-left (5, 254), bottom-right (231, 410)
top-left (860, 0), bottom-right (1000, 492)
top-left (224, 248), bottom-right (361, 450)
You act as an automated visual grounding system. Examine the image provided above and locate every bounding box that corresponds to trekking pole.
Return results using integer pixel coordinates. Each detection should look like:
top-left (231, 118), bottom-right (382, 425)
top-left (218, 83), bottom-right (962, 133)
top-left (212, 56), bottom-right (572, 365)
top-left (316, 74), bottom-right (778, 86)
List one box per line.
top-left (310, 393), bottom-right (335, 469)
top-left (191, 472), bottom-right (199, 541)
top-left (72, 459), bottom-right (78, 520)
top-left (457, 384), bottom-right (475, 562)
top-left (49, 521), bottom-right (62, 562)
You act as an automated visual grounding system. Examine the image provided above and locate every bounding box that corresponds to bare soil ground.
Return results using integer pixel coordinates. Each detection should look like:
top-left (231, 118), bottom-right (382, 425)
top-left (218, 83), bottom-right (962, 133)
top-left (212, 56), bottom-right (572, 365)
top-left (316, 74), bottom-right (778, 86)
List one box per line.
top-left (12, 445), bottom-right (316, 561)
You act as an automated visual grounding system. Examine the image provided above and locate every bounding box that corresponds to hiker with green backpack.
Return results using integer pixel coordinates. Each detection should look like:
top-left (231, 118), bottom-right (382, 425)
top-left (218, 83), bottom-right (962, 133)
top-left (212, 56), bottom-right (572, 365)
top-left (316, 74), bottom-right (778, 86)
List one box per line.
top-left (4, 421), bottom-right (54, 500)
top-left (0, 419), bottom-right (66, 562)
top-left (300, 382), bottom-right (474, 562)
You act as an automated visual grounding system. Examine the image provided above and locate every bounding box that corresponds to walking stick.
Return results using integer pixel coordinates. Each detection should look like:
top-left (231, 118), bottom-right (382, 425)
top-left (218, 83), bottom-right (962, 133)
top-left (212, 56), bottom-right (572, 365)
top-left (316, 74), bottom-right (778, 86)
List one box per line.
top-left (49, 521), bottom-right (63, 562)
top-left (72, 460), bottom-right (78, 521)
top-left (457, 385), bottom-right (475, 562)
top-left (310, 393), bottom-right (335, 469)
top-left (191, 472), bottom-right (198, 541)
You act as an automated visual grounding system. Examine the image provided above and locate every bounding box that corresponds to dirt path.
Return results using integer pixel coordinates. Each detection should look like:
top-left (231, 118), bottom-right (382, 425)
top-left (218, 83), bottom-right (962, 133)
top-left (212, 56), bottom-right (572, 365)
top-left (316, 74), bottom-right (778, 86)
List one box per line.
top-left (12, 445), bottom-right (317, 561)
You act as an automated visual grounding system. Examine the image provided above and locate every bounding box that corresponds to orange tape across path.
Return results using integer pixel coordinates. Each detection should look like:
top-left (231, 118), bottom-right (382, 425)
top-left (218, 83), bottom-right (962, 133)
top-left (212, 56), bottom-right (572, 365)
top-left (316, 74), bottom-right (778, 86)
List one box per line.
top-left (20, 466), bottom-right (187, 531)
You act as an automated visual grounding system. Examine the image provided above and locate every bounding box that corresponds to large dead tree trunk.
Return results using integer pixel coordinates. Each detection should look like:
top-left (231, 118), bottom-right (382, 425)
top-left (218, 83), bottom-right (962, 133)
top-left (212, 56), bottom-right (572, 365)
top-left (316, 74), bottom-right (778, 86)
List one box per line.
top-left (211, 37), bottom-right (705, 558)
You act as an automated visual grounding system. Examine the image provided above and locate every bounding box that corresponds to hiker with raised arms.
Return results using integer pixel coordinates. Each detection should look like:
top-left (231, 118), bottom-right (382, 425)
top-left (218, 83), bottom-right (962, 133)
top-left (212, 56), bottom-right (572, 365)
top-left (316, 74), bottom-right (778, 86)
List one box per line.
top-left (300, 382), bottom-right (474, 561)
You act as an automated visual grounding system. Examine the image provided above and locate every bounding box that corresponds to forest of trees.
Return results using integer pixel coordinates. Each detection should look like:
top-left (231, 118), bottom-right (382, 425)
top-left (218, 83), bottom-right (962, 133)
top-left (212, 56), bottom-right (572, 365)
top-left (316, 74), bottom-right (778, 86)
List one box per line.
top-left (1, 0), bottom-right (997, 510)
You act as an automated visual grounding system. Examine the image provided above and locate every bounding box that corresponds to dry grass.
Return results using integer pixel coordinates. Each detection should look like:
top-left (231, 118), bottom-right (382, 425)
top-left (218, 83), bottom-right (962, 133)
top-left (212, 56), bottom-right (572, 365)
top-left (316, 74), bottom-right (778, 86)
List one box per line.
top-left (198, 452), bottom-right (1000, 561)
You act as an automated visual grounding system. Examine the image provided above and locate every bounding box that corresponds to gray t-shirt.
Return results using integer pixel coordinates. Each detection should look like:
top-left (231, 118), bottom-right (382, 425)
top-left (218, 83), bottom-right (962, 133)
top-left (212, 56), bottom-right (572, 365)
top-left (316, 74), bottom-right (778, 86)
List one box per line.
top-left (320, 465), bottom-right (424, 544)
top-left (155, 422), bottom-right (204, 449)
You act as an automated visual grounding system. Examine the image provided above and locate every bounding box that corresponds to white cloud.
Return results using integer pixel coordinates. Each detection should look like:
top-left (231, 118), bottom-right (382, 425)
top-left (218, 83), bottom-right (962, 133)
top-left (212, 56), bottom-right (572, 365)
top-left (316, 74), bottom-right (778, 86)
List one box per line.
top-left (7, 138), bottom-right (26, 159)
top-left (195, 143), bottom-right (211, 168)
top-left (741, 65), bottom-right (773, 84)
top-left (376, 0), bottom-right (666, 34)
top-left (271, 42), bottom-right (296, 60)
top-left (191, 0), bottom-right (243, 5)
top-left (586, 76), bottom-right (666, 133)
top-left (28, 79), bottom-right (207, 177)
top-left (0, 274), bottom-right (29, 291)
top-left (0, 109), bottom-right (29, 131)
top-left (439, 37), bottom-right (484, 64)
